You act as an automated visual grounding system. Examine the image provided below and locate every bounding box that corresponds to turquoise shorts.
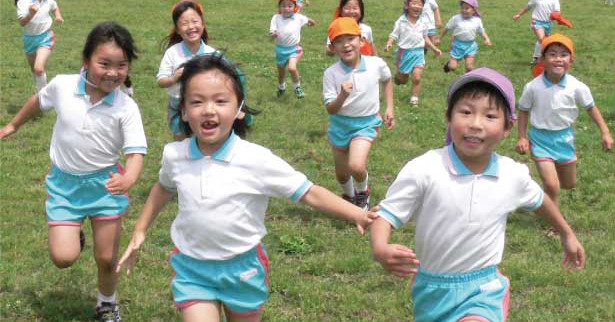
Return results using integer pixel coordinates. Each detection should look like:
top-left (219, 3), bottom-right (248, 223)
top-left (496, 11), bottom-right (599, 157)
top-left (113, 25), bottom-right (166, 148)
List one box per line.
top-left (275, 44), bottom-right (303, 66)
top-left (412, 266), bottom-right (510, 322)
top-left (532, 20), bottom-right (553, 35)
top-left (529, 126), bottom-right (577, 164)
top-left (22, 30), bottom-right (55, 55)
top-left (327, 114), bottom-right (382, 149)
top-left (396, 47), bottom-right (425, 74)
top-left (167, 97), bottom-right (186, 136)
top-left (171, 244), bottom-right (270, 317)
top-left (450, 39), bottom-right (478, 60)
top-left (427, 28), bottom-right (437, 36)
top-left (45, 164), bottom-right (129, 226)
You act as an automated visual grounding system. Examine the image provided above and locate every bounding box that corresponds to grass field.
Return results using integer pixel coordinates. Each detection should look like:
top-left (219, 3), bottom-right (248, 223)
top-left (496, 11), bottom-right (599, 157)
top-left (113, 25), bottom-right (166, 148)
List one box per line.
top-left (1, 0), bottom-right (614, 321)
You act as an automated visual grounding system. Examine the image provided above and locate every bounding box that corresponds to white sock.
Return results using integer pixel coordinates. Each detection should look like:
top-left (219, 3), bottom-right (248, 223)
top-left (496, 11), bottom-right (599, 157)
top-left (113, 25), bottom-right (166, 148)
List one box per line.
top-left (355, 172), bottom-right (369, 193)
top-left (34, 72), bottom-right (47, 92)
top-left (533, 41), bottom-right (541, 59)
top-left (97, 291), bottom-right (117, 307)
top-left (294, 82), bottom-right (301, 89)
top-left (341, 178), bottom-right (355, 197)
top-left (278, 83), bottom-right (286, 90)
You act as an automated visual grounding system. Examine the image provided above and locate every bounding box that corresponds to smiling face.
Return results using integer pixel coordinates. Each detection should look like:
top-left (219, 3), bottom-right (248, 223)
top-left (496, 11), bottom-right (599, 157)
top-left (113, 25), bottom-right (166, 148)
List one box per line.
top-left (176, 7), bottom-right (204, 45)
top-left (448, 93), bottom-right (511, 172)
top-left (82, 40), bottom-right (129, 96)
top-left (341, 0), bottom-right (362, 22)
top-left (279, 0), bottom-right (296, 17)
top-left (330, 34), bottom-right (362, 67)
top-left (542, 43), bottom-right (572, 83)
top-left (460, 2), bottom-right (476, 18)
top-left (181, 69), bottom-right (240, 155)
top-left (407, 0), bottom-right (424, 19)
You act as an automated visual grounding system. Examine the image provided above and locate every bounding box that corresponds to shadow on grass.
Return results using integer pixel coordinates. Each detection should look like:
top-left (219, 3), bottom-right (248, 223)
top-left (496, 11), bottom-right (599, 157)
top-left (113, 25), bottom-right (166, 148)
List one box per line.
top-left (21, 286), bottom-right (96, 321)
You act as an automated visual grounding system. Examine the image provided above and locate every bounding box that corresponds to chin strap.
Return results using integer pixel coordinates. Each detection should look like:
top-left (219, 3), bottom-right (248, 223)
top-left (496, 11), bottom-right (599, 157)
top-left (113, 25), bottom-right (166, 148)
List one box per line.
top-left (233, 100), bottom-right (245, 119)
top-left (81, 71), bottom-right (99, 89)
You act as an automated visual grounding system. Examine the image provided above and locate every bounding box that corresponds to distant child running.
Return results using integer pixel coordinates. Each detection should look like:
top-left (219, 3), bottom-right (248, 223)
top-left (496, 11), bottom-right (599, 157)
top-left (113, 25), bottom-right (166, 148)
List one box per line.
top-left (269, 0), bottom-right (315, 99)
top-left (324, 17), bottom-right (395, 210)
top-left (0, 22), bottom-right (147, 322)
top-left (441, 0), bottom-right (491, 73)
top-left (116, 53), bottom-right (375, 322)
top-left (157, 0), bottom-right (216, 141)
top-left (15, 0), bottom-right (64, 92)
top-left (420, 0), bottom-right (443, 48)
top-left (516, 34), bottom-right (613, 210)
top-left (513, 0), bottom-right (566, 64)
top-left (371, 67), bottom-right (585, 321)
top-left (385, 0), bottom-right (442, 106)
top-left (326, 0), bottom-right (377, 57)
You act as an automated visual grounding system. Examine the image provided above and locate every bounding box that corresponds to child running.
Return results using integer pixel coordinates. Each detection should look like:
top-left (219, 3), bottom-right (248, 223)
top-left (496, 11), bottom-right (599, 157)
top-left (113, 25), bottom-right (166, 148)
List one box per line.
top-left (385, 0), bottom-right (442, 106)
top-left (421, 0), bottom-right (442, 49)
top-left (0, 22), bottom-right (146, 322)
top-left (116, 53), bottom-right (375, 322)
top-left (269, 0), bottom-right (315, 99)
top-left (326, 0), bottom-right (377, 57)
top-left (516, 34), bottom-right (613, 214)
top-left (513, 0), bottom-right (562, 65)
top-left (157, 0), bottom-right (216, 141)
top-left (324, 17), bottom-right (395, 210)
top-left (15, 0), bottom-right (64, 92)
top-left (371, 67), bottom-right (586, 321)
top-left (441, 0), bottom-right (492, 73)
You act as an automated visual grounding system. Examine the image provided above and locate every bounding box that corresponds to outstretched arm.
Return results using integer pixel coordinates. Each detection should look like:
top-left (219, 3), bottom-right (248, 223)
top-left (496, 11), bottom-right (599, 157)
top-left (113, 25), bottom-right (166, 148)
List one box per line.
top-left (116, 182), bottom-right (175, 275)
top-left (0, 94), bottom-right (40, 139)
top-left (516, 110), bottom-right (530, 154)
top-left (382, 78), bottom-right (395, 130)
top-left (513, 6), bottom-right (530, 20)
top-left (586, 105), bottom-right (613, 150)
top-left (53, 6), bottom-right (64, 23)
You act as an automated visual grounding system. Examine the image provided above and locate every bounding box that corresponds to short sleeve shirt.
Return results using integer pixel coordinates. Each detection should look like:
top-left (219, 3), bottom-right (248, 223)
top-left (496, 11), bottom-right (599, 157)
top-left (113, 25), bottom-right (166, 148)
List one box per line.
top-left (38, 74), bottom-right (147, 173)
top-left (323, 55), bottom-right (392, 117)
top-left (377, 145), bottom-right (544, 273)
top-left (157, 41), bottom-right (217, 100)
top-left (159, 134), bottom-right (313, 260)
top-left (389, 15), bottom-right (429, 49)
top-left (528, 0), bottom-right (560, 21)
top-left (445, 14), bottom-right (484, 42)
top-left (518, 73), bottom-right (594, 130)
top-left (269, 13), bottom-right (309, 47)
top-left (17, 0), bottom-right (57, 35)
top-left (420, 0), bottom-right (440, 29)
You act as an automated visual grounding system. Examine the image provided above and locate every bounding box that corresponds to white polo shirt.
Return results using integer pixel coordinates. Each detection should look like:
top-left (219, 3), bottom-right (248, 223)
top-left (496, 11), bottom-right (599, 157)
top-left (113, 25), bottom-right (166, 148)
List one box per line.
top-left (323, 55), bottom-right (391, 117)
top-left (378, 145), bottom-right (544, 273)
top-left (17, 0), bottom-right (57, 35)
top-left (39, 75), bottom-right (147, 173)
top-left (388, 15), bottom-right (429, 49)
top-left (159, 134), bottom-right (313, 260)
top-left (269, 13), bottom-right (309, 47)
top-left (518, 73), bottom-right (594, 130)
top-left (528, 0), bottom-right (560, 22)
top-left (445, 14), bottom-right (485, 42)
top-left (420, 0), bottom-right (440, 30)
top-left (157, 41), bottom-right (217, 100)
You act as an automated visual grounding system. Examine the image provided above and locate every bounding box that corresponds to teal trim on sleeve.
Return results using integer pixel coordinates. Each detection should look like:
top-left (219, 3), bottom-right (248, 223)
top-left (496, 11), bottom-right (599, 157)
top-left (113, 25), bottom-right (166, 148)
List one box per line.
top-left (378, 207), bottom-right (403, 229)
top-left (124, 147), bottom-right (147, 154)
top-left (159, 181), bottom-right (177, 192)
top-left (523, 190), bottom-right (544, 211)
top-left (290, 180), bottom-right (313, 203)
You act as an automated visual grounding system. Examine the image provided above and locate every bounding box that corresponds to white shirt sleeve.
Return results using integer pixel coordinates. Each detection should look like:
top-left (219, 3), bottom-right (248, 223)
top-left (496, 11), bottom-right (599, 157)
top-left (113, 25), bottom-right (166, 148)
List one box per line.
top-left (322, 67), bottom-right (338, 104)
top-left (518, 82), bottom-right (534, 111)
top-left (120, 99), bottom-right (148, 154)
top-left (297, 13), bottom-right (309, 27)
top-left (38, 76), bottom-right (58, 112)
top-left (389, 18), bottom-right (401, 41)
top-left (377, 58), bottom-right (392, 82)
top-left (17, 0), bottom-right (29, 19)
top-left (377, 161), bottom-right (424, 228)
top-left (516, 164), bottom-right (544, 211)
top-left (158, 144), bottom-right (177, 191)
top-left (445, 15), bottom-right (457, 31)
top-left (49, 0), bottom-right (58, 11)
top-left (574, 82), bottom-right (595, 109)
top-left (269, 14), bottom-right (278, 34)
top-left (157, 48), bottom-right (174, 79)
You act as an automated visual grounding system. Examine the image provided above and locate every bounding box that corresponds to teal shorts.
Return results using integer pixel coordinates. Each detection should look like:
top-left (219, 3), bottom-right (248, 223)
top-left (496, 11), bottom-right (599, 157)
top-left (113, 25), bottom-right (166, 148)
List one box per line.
top-left (529, 126), bottom-right (577, 164)
top-left (327, 114), bottom-right (382, 149)
top-left (396, 47), bottom-right (425, 74)
top-left (45, 164), bottom-right (129, 226)
top-left (171, 244), bottom-right (270, 317)
top-left (532, 20), bottom-right (553, 35)
top-left (275, 44), bottom-right (303, 66)
top-left (412, 266), bottom-right (510, 322)
top-left (450, 39), bottom-right (478, 60)
top-left (427, 28), bottom-right (437, 36)
top-left (167, 97), bottom-right (186, 136)
top-left (22, 30), bottom-right (55, 55)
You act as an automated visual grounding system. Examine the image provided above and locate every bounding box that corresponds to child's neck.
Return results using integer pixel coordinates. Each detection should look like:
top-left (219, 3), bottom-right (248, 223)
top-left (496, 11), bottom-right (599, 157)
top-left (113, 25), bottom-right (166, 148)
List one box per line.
top-left (85, 84), bottom-right (108, 104)
top-left (342, 55), bottom-right (361, 70)
top-left (406, 13), bottom-right (418, 23)
top-left (184, 39), bottom-right (202, 54)
top-left (544, 71), bottom-right (565, 84)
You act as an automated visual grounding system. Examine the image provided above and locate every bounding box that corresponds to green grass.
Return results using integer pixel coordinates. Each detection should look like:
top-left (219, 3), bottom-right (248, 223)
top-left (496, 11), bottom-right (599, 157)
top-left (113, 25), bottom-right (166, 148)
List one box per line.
top-left (1, 0), bottom-right (614, 321)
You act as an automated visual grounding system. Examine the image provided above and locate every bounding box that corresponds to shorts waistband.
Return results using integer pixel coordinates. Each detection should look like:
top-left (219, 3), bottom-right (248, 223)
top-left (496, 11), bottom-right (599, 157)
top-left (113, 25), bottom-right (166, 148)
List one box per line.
top-left (453, 39), bottom-right (475, 45)
top-left (173, 243), bottom-right (267, 264)
top-left (417, 265), bottom-right (497, 283)
top-left (50, 164), bottom-right (119, 182)
top-left (530, 126), bottom-right (573, 135)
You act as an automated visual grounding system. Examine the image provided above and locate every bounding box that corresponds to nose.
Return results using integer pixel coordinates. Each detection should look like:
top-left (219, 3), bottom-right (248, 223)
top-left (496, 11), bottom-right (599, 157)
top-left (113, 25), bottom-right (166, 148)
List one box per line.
top-left (469, 115), bottom-right (483, 130)
top-left (202, 101), bottom-right (216, 115)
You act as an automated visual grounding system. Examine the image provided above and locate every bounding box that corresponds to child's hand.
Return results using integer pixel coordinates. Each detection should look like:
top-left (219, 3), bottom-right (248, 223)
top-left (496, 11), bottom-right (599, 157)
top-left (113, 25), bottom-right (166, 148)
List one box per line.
top-left (484, 39), bottom-right (492, 46)
top-left (116, 232), bottom-right (146, 275)
top-left (560, 232), bottom-right (585, 272)
top-left (434, 48), bottom-right (443, 57)
top-left (372, 244), bottom-right (419, 278)
top-left (55, 16), bottom-right (64, 24)
top-left (513, 14), bottom-right (521, 21)
top-left (384, 108), bottom-right (395, 130)
top-left (384, 43), bottom-right (393, 52)
top-left (270, 31), bottom-right (278, 38)
top-left (341, 79), bottom-right (353, 96)
top-left (173, 67), bottom-right (184, 82)
top-left (307, 18), bottom-right (316, 27)
top-left (0, 124), bottom-right (17, 139)
top-left (516, 138), bottom-right (530, 154)
top-left (106, 172), bottom-right (135, 195)
top-left (28, 4), bottom-right (39, 15)
top-left (601, 133), bottom-right (613, 150)
top-left (355, 211), bottom-right (379, 235)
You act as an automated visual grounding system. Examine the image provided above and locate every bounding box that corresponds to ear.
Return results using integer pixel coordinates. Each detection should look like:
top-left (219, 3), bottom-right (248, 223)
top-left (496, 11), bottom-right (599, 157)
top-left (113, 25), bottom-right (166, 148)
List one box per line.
top-left (82, 58), bottom-right (89, 71)
top-left (503, 120), bottom-right (514, 138)
top-left (237, 111), bottom-right (246, 120)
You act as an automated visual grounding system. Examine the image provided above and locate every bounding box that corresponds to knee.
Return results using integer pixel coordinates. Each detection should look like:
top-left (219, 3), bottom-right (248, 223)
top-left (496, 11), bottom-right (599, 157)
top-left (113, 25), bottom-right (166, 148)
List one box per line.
top-left (411, 76), bottom-right (421, 86)
top-left (543, 181), bottom-right (561, 196)
top-left (287, 65), bottom-right (297, 74)
top-left (33, 66), bottom-right (45, 76)
top-left (50, 255), bottom-right (76, 269)
top-left (348, 161), bottom-right (366, 177)
top-left (561, 179), bottom-right (576, 190)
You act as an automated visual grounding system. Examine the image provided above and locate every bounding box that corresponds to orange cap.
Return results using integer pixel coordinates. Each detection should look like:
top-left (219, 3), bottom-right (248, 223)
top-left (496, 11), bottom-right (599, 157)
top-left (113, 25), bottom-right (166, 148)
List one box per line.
top-left (541, 33), bottom-right (574, 57)
top-left (328, 17), bottom-right (361, 42)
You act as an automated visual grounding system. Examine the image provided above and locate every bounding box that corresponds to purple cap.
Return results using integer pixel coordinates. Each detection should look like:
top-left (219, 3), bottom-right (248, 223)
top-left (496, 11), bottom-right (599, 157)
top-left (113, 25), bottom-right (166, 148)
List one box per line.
top-left (447, 67), bottom-right (516, 121)
top-left (460, 0), bottom-right (481, 18)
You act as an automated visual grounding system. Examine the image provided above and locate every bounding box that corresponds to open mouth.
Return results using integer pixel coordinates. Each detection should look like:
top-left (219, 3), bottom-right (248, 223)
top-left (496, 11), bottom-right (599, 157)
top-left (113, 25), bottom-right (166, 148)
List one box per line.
top-left (201, 120), bottom-right (218, 131)
top-left (464, 136), bottom-right (483, 144)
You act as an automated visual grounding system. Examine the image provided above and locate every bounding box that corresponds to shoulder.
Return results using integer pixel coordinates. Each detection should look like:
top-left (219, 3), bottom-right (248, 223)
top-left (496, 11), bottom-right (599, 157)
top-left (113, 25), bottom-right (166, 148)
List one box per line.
top-left (48, 74), bottom-right (79, 89)
top-left (359, 23), bottom-right (372, 32)
top-left (162, 139), bottom-right (190, 162)
top-left (324, 62), bottom-right (342, 75)
top-left (495, 153), bottom-right (531, 176)
top-left (565, 74), bottom-right (588, 88)
top-left (233, 139), bottom-right (279, 164)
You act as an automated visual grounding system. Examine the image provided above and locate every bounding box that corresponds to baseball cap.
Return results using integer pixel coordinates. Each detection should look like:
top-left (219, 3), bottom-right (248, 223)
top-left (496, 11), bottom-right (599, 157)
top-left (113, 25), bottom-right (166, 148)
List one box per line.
top-left (460, 0), bottom-right (481, 17)
top-left (328, 17), bottom-right (361, 42)
top-left (541, 33), bottom-right (574, 57)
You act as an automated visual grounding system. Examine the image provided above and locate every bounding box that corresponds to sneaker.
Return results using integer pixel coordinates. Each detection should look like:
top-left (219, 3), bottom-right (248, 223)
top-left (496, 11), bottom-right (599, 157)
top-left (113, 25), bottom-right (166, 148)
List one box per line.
top-left (410, 97), bottom-right (419, 106)
top-left (294, 86), bottom-right (305, 99)
top-left (341, 194), bottom-right (355, 204)
top-left (277, 88), bottom-right (286, 98)
top-left (79, 230), bottom-right (86, 252)
top-left (530, 57), bottom-right (538, 65)
top-left (96, 302), bottom-right (122, 322)
top-left (354, 188), bottom-right (370, 211)
top-left (443, 62), bottom-right (451, 73)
